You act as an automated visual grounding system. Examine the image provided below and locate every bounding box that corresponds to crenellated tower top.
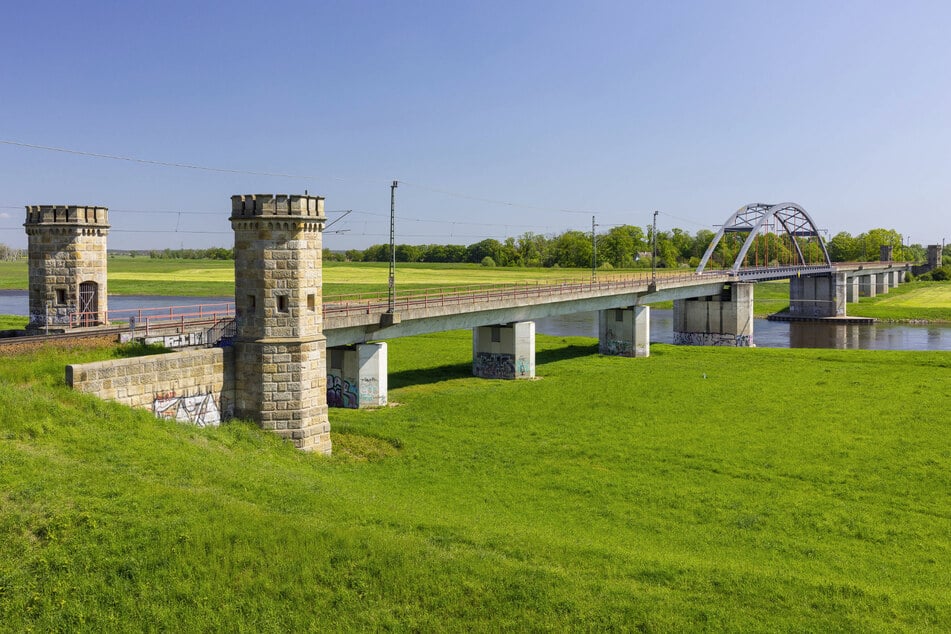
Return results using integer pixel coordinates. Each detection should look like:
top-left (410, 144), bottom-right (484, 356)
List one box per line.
top-left (230, 194), bottom-right (324, 220)
top-left (24, 205), bottom-right (109, 230)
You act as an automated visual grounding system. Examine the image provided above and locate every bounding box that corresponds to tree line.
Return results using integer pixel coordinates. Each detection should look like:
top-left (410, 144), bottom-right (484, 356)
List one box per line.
top-left (2, 225), bottom-right (920, 268)
top-left (326, 226), bottom-right (928, 269)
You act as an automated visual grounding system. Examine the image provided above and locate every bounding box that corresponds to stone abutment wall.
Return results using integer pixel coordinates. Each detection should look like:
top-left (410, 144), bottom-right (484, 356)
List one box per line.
top-left (66, 348), bottom-right (234, 427)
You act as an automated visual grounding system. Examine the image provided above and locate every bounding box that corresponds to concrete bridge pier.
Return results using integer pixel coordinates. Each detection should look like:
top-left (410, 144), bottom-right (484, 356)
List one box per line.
top-left (327, 343), bottom-right (387, 409)
top-left (875, 273), bottom-right (890, 294)
top-left (847, 276), bottom-right (861, 303)
top-left (473, 321), bottom-right (535, 379)
top-left (788, 272), bottom-right (846, 318)
top-left (598, 306), bottom-right (649, 357)
top-left (891, 270), bottom-right (904, 288)
top-left (673, 282), bottom-right (754, 347)
top-left (859, 274), bottom-right (877, 298)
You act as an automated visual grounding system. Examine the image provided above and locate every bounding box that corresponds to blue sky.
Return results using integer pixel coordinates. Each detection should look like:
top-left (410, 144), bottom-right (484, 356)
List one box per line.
top-left (2, 1), bottom-right (949, 251)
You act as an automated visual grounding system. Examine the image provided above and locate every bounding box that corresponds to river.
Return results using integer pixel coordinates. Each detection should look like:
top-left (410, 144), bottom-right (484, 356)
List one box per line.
top-left (1, 291), bottom-right (949, 351)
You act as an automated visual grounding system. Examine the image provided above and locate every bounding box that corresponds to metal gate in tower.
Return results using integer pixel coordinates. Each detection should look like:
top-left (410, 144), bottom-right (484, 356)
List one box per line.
top-left (78, 281), bottom-right (98, 326)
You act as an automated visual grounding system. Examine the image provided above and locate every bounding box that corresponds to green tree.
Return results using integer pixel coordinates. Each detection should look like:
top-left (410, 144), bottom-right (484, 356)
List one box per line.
top-left (466, 239), bottom-right (503, 265)
top-left (546, 231), bottom-right (592, 268)
top-left (827, 232), bottom-right (858, 262)
top-left (515, 232), bottom-right (548, 267)
top-left (599, 225), bottom-right (645, 268)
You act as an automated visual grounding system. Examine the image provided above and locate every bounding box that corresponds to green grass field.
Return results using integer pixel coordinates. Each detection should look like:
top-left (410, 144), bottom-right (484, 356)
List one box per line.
top-left (2, 334), bottom-right (950, 630)
top-left (849, 281), bottom-right (951, 322)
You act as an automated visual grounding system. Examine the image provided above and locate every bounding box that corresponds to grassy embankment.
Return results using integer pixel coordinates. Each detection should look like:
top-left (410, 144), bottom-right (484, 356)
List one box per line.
top-left (2, 333), bottom-right (951, 630)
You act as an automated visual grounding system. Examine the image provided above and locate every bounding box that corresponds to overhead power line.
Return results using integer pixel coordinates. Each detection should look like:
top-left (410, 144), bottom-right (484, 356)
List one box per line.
top-left (0, 139), bottom-right (352, 183)
top-left (1, 139), bottom-right (678, 219)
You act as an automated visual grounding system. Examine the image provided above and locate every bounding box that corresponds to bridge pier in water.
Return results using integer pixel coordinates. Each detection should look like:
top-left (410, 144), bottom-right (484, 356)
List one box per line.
top-left (673, 282), bottom-right (754, 347)
top-left (598, 306), bottom-right (650, 357)
top-left (788, 272), bottom-right (846, 318)
top-left (326, 343), bottom-right (388, 409)
top-left (473, 322), bottom-right (535, 379)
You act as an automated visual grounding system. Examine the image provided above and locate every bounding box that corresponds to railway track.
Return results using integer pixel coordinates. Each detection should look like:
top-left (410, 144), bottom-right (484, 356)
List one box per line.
top-left (0, 327), bottom-right (126, 351)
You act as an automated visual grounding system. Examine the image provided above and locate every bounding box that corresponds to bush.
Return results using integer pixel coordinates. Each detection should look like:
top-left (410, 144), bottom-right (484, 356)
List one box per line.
top-left (931, 266), bottom-right (950, 281)
top-left (480, 256), bottom-right (496, 267)
top-left (598, 262), bottom-right (614, 270)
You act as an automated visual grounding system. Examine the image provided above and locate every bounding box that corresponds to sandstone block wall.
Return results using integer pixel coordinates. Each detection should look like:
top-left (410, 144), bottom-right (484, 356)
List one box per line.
top-left (66, 348), bottom-right (234, 425)
top-left (25, 205), bottom-right (110, 330)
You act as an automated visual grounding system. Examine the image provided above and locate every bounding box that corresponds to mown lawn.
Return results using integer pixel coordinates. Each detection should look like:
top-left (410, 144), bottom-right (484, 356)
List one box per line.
top-left (1, 334), bottom-right (950, 630)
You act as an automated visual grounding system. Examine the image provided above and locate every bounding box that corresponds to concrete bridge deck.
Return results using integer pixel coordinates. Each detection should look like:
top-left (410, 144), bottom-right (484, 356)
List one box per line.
top-left (323, 263), bottom-right (908, 347)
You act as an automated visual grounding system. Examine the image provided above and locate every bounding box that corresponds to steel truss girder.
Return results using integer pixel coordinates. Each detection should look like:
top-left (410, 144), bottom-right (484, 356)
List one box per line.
top-left (696, 202), bottom-right (831, 273)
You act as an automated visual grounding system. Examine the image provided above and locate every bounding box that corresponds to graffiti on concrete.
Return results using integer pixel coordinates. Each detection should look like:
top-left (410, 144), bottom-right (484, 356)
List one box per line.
top-left (359, 376), bottom-right (383, 406)
top-left (515, 357), bottom-right (531, 378)
top-left (474, 352), bottom-right (515, 379)
top-left (153, 390), bottom-right (222, 427)
top-left (600, 339), bottom-right (634, 357)
top-left (327, 373), bottom-right (359, 409)
top-left (673, 332), bottom-right (753, 347)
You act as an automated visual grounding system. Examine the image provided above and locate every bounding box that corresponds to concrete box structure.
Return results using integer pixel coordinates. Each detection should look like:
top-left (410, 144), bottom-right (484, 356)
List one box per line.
top-left (789, 272), bottom-right (846, 318)
top-left (598, 306), bottom-right (649, 357)
top-left (327, 342), bottom-right (388, 408)
top-left (24, 205), bottom-right (109, 332)
top-left (473, 322), bottom-right (535, 379)
top-left (231, 194), bottom-right (331, 453)
top-left (673, 283), bottom-right (754, 347)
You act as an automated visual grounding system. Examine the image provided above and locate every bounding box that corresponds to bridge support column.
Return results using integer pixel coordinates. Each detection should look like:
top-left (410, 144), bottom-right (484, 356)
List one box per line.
top-left (859, 274), bottom-right (877, 298)
top-left (231, 194), bottom-right (330, 453)
top-left (598, 306), bottom-right (649, 357)
top-left (673, 282), bottom-right (754, 347)
top-left (327, 343), bottom-right (387, 409)
top-left (788, 272), bottom-right (846, 318)
top-left (847, 276), bottom-right (861, 303)
top-left (876, 273), bottom-right (890, 294)
top-left (473, 321), bottom-right (535, 379)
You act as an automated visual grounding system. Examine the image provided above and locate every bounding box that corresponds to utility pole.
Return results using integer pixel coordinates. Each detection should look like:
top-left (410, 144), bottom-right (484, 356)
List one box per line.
top-left (388, 180), bottom-right (397, 313)
top-left (651, 210), bottom-right (658, 287)
top-left (591, 215), bottom-right (598, 280)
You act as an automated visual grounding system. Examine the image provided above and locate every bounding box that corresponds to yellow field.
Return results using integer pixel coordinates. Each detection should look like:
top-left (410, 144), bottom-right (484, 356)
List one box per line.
top-left (867, 284), bottom-right (951, 308)
top-left (108, 268), bottom-right (235, 283)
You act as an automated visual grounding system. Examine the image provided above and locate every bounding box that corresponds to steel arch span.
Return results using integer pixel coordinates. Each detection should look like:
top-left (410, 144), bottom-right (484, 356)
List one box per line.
top-left (696, 202), bottom-right (831, 273)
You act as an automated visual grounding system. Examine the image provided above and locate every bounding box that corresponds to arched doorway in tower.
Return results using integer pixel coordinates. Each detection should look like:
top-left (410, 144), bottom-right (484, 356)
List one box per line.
top-left (78, 281), bottom-right (99, 326)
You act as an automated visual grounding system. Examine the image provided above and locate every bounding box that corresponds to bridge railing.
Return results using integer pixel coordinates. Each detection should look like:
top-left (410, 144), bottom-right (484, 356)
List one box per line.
top-left (323, 270), bottom-right (728, 318)
top-left (69, 301), bottom-right (236, 334)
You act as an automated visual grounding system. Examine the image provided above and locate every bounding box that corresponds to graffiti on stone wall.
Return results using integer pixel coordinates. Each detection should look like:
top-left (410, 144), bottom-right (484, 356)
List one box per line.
top-left (673, 332), bottom-right (753, 347)
top-left (474, 352), bottom-right (515, 379)
top-left (327, 373), bottom-right (359, 409)
top-left (153, 390), bottom-right (223, 427)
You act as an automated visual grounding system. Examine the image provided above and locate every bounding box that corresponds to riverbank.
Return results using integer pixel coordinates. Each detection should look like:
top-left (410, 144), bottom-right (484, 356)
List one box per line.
top-left (1, 333), bottom-right (949, 630)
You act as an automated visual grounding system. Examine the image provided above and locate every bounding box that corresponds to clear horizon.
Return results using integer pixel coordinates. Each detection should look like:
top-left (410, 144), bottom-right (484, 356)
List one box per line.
top-left (2, 1), bottom-right (949, 251)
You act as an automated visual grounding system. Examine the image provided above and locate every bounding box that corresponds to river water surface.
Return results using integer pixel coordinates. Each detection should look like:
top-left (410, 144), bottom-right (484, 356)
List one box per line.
top-left (2, 290), bottom-right (949, 351)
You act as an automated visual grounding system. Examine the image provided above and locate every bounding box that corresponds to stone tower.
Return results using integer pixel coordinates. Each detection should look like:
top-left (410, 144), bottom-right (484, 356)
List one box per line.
top-left (230, 194), bottom-right (331, 453)
top-left (24, 205), bottom-right (110, 332)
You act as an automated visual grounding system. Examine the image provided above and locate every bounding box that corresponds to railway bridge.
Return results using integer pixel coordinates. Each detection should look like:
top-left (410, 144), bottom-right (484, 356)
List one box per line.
top-left (53, 196), bottom-right (909, 454)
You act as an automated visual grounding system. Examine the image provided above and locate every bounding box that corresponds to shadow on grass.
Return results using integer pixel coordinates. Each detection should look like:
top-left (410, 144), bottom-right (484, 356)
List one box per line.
top-left (388, 342), bottom-right (598, 390)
